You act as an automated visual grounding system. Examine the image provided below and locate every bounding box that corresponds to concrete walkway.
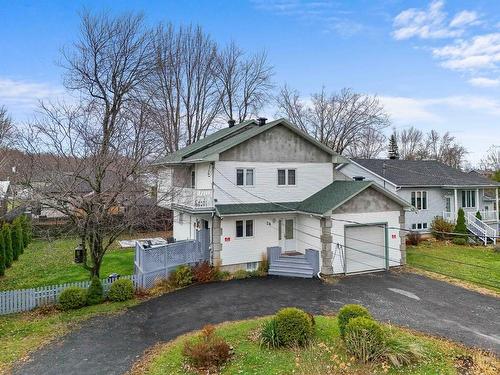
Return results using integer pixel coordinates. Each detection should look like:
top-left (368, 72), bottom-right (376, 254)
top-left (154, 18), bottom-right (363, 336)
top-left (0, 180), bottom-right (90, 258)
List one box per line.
top-left (13, 272), bottom-right (500, 375)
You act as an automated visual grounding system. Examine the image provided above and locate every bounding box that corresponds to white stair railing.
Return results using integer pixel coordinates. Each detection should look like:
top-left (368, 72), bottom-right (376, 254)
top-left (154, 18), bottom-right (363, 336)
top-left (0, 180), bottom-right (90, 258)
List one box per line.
top-left (465, 212), bottom-right (497, 245)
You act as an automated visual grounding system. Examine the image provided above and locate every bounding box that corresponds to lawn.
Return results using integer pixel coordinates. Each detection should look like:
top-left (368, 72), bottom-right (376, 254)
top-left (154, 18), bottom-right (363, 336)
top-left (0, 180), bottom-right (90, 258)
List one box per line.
top-left (0, 236), bottom-right (135, 291)
top-left (129, 316), bottom-right (499, 375)
top-left (407, 241), bottom-right (500, 293)
top-left (0, 299), bottom-right (139, 374)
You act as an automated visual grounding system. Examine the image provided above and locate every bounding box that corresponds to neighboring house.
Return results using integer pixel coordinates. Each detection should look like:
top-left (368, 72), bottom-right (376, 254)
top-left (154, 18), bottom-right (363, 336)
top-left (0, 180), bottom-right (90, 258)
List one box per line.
top-left (338, 159), bottom-right (500, 244)
top-left (154, 118), bottom-right (412, 277)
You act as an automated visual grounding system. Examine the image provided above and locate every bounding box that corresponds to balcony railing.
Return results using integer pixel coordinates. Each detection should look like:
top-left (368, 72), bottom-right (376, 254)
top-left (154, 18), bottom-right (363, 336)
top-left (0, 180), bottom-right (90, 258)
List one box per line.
top-left (443, 210), bottom-right (498, 223)
top-left (172, 188), bottom-right (213, 209)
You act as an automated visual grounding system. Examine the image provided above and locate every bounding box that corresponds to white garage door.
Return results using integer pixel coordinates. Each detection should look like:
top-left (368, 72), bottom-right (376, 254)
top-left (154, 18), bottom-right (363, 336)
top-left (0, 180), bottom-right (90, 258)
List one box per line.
top-left (345, 224), bottom-right (386, 274)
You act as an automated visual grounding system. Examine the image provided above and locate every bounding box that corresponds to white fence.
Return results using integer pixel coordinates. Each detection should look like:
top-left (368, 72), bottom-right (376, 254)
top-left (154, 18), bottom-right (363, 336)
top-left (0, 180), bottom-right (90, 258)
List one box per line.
top-left (135, 229), bottom-right (210, 289)
top-left (0, 275), bottom-right (137, 316)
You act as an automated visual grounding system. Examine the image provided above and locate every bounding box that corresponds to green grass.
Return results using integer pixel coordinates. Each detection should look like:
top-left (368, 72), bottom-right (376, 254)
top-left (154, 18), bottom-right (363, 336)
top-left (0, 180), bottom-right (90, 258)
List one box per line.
top-left (0, 299), bottom-right (139, 373)
top-left (136, 316), bottom-right (487, 375)
top-left (407, 242), bottom-right (500, 292)
top-left (0, 237), bottom-right (134, 291)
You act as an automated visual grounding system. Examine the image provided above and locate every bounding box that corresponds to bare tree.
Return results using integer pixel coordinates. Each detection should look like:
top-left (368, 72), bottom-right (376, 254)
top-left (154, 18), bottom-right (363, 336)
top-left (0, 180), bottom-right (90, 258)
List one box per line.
top-left (345, 126), bottom-right (386, 158)
top-left (22, 12), bottom-right (161, 278)
top-left (216, 42), bottom-right (273, 123)
top-left (276, 86), bottom-right (390, 155)
top-left (394, 126), bottom-right (424, 160)
top-left (148, 24), bottom-right (221, 151)
top-left (0, 106), bottom-right (14, 172)
top-left (480, 145), bottom-right (500, 171)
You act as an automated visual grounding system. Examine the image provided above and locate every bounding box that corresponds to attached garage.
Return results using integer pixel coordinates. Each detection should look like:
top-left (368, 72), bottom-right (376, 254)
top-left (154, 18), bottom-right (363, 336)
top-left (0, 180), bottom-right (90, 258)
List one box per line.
top-left (344, 224), bottom-right (387, 274)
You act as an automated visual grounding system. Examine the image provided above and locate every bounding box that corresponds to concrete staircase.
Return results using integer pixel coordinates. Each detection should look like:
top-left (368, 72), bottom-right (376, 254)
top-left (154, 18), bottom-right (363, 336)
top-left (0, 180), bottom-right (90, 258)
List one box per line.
top-left (268, 254), bottom-right (316, 278)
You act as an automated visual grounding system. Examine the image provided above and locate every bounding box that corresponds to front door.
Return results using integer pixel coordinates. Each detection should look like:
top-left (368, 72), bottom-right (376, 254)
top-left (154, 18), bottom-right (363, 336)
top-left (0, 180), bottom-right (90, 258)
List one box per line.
top-left (278, 218), bottom-right (296, 253)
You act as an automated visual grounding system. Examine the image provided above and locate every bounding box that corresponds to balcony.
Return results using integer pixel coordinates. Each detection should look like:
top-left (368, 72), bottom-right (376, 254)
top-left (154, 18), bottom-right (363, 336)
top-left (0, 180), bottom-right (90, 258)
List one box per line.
top-left (172, 188), bottom-right (214, 210)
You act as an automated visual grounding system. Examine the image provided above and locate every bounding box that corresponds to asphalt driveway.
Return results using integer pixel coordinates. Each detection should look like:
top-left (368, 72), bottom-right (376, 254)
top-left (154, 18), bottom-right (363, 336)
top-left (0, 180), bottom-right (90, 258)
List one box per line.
top-left (13, 272), bottom-right (500, 375)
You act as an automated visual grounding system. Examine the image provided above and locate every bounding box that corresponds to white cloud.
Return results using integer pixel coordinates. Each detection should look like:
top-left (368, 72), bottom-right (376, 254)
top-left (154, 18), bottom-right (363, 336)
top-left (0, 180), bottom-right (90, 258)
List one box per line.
top-left (0, 78), bottom-right (64, 119)
top-left (379, 96), bottom-right (441, 123)
top-left (393, 1), bottom-right (479, 40)
top-left (432, 33), bottom-right (500, 71)
top-left (468, 77), bottom-right (500, 87)
top-left (251, 0), bottom-right (363, 36)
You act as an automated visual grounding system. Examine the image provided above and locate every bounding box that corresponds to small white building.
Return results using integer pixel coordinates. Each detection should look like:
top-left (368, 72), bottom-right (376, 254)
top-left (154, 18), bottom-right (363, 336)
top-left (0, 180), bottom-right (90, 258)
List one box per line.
top-left (154, 119), bottom-right (412, 277)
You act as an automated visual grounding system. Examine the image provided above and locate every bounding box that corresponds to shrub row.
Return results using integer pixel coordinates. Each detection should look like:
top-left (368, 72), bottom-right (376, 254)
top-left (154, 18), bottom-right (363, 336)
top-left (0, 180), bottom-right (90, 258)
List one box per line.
top-left (0, 215), bottom-right (32, 276)
top-left (58, 278), bottom-right (134, 311)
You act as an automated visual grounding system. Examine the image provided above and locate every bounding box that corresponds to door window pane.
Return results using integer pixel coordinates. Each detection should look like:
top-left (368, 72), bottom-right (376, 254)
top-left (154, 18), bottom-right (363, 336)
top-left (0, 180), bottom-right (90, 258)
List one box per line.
top-left (245, 220), bottom-right (254, 237)
top-left (278, 219), bottom-right (282, 240)
top-left (471, 191), bottom-right (476, 207)
top-left (236, 169), bottom-right (244, 186)
top-left (285, 219), bottom-right (294, 239)
top-left (236, 220), bottom-right (243, 237)
top-left (278, 169), bottom-right (286, 185)
top-left (288, 169), bottom-right (296, 185)
top-left (246, 169), bottom-right (254, 186)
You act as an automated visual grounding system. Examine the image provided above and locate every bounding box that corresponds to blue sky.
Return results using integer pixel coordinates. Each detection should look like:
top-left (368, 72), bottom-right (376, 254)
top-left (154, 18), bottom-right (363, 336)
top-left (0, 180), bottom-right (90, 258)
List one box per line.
top-left (0, 0), bottom-right (499, 164)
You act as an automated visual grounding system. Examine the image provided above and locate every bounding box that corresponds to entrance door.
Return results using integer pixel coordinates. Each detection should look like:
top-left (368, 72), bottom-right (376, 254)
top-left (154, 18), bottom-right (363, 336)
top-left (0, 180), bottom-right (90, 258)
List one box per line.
top-left (278, 218), bottom-right (296, 253)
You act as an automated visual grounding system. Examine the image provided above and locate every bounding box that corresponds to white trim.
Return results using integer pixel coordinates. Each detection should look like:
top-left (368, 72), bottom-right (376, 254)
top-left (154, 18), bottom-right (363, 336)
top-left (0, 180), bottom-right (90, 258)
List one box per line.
top-left (337, 160), bottom-right (399, 188)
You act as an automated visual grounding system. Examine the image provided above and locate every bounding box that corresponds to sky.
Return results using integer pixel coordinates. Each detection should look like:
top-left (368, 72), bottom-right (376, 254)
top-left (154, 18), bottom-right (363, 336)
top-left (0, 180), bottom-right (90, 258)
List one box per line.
top-left (0, 0), bottom-right (499, 164)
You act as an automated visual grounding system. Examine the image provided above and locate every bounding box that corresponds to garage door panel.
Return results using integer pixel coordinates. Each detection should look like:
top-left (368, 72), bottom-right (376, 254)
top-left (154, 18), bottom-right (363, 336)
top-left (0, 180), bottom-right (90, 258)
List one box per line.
top-left (345, 225), bottom-right (386, 274)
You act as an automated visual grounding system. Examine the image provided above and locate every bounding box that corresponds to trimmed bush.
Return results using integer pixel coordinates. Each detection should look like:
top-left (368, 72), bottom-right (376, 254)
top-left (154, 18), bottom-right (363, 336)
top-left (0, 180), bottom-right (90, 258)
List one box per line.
top-left (274, 307), bottom-right (314, 347)
top-left (260, 318), bottom-right (281, 349)
top-left (431, 216), bottom-right (454, 240)
top-left (59, 287), bottom-right (87, 311)
top-left (455, 208), bottom-right (467, 236)
top-left (475, 211), bottom-right (482, 220)
top-left (86, 276), bottom-right (104, 305)
top-left (0, 230), bottom-right (5, 276)
top-left (192, 261), bottom-right (215, 283)
top-left (452, 237), bottom-right (467, 246)
top-left (108, 278), bottom-right (134, 302)
top-left (11, 218), bottom-right (23, 260)
top-left (183, 325), bottom-right (232, 370)
top-left (169, 265), bottom-right (193, 287)
top-left (338, 304), bottom-right (372, 339)
top-left (2, 224), bottom-right (13, 268)
top-left (344, 316), bottom-right (385, 363)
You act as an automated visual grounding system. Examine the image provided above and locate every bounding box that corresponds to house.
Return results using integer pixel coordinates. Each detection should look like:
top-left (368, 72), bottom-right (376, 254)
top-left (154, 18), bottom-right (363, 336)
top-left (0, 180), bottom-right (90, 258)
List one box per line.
top-left (154, 118), bottom-right (412, 278)
top-left (337, 158), bottom-right (500, 244)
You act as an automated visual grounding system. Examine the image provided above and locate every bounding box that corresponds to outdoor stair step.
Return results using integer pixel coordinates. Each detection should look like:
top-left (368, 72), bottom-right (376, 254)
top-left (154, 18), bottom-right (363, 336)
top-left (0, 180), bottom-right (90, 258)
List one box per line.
top-left (268, 264), bottom-right (314, 273)
top-left (268, 269), bottom-right (314, 278)
top-left (270, 260), bottom-right (313, 270)
top-left (276, 256), bottom-right (308, 264)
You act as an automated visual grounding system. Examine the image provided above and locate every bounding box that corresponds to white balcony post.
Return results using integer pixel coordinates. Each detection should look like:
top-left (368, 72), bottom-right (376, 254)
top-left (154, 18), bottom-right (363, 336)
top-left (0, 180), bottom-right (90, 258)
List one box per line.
top-left (496, 187), bottom-right (499, 223)
top-left (454, 188), bottom-right (458, 218)
top-left (476, 188), bottom-right (479, 211)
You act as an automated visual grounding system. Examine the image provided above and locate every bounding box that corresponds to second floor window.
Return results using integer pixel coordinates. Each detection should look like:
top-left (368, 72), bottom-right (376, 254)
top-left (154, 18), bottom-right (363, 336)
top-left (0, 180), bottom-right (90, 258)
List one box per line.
top-left (236, 168), bottom-right (254, 186)
top-left (411, 191), bottom-right (427, 210)
top-left (278, 169), bottom-right (296, 186)
top-left (191, 170), bottom-right (196, 188)
top-left (462, 190), bottom-right (476, 208)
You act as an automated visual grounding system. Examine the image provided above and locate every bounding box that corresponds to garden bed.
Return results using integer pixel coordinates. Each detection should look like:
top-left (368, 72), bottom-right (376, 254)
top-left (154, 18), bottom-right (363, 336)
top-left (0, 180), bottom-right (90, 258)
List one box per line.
top-left (127, 315), bottom-right (499, 375)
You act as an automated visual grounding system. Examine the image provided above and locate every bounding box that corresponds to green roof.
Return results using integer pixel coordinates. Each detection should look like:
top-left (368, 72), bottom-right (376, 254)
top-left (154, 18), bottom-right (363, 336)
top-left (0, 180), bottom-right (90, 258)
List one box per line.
top-left (215, 201), bottom-right (301, 216)
top-left (153, 120), bottom-right (257, 165)
top-left (154, 118), bottom-right (348, 165)
top-left (215, 180), bottom-right (409, 216)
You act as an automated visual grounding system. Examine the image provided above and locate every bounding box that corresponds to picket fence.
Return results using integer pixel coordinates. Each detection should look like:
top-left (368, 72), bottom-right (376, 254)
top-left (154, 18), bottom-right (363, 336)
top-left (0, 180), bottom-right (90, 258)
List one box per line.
top-left (0, 274), bottom-right (138, 316)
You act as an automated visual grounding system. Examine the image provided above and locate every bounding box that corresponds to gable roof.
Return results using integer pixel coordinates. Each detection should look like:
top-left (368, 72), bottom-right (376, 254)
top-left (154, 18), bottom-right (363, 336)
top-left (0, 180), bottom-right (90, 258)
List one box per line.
top-left (349, 159), bottom-right (499, 187)
top-left (154, 118), bottom-right (348, 165)
top-left (215, 180), bottom-right (411, 216)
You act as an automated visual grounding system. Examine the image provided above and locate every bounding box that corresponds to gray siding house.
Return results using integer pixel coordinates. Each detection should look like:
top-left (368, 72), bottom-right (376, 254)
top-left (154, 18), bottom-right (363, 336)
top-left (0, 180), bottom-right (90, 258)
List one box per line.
top-left (338, 159), bottom-right (499, 243)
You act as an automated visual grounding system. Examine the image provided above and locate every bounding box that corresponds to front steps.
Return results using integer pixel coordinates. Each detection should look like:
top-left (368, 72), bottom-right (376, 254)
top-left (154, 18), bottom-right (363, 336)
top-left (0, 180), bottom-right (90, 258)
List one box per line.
top-left (268, 254), bottom-right (316, 278)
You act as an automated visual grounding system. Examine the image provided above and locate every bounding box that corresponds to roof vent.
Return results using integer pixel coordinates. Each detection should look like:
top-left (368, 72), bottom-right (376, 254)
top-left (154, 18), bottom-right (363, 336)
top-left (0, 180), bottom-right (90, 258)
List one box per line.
top-left (228, 119), bottom-right (236, 128)
top-left (257, 117), bottom-right (267, 126)
top-left (353, 176), bottom-right (365, 181)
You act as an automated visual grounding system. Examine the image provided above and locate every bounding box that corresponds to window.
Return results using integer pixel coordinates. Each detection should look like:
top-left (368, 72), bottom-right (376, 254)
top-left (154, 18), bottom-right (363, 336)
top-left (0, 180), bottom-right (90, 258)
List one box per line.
top-left (246, 262), bottom-right (258, 271)
top-left (278, 169), bottom-right (286, 185)
top-left (277, 169), bottom-right (296, 186)
top-left (236, 168), bottom-right (254, 186)
top-left (285, 219), bottom-right (294, 239)
top-left (236, 219), bottom-right (254, 238)
top-left (411, 222), bottom-right (428, 231)
top-left (179, 212), bottom-right (184, 224)
top-left (461, 190), bottom-right (476, 208)
top-left (191, 170), bottom-right (196, 188)
top-left (411, 191), bottom-right (427, 210)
